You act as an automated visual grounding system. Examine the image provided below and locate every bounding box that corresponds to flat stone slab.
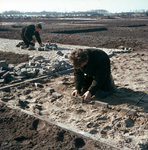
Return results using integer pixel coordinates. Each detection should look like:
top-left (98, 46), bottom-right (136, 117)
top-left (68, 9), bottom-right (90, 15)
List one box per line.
top-left (52, 92), bottom-right (62, 98)
top-left (121, 107), bottom-right (137, 116)
top-left (72, 96), bottom-right (84, 103)
top-left (95, 101), bottom-right (108, 108)
top-left (45, 88), bottom-right (55, 94)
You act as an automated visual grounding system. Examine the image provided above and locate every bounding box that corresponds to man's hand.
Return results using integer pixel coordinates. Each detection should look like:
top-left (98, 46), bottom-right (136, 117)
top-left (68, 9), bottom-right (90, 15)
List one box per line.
top-left (40, 42), bottom-right (44, 46)
top-left (72, 90), bottom-right (79, 97)
top-left (30, 40), bottom-right (34, 43)
top-left (82, 91), bottom-right (91, 102)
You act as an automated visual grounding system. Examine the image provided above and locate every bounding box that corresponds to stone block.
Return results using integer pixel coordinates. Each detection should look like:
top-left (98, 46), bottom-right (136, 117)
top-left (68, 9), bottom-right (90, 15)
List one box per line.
top-left (29, 60), bottom-right (35, 66)
top-left (8, 64), bottom-right (15, 70)
top-left (14, 66), bottom-right (20, 71)
top-left (27, 68), bottom-right (32, 72)
top-left (72, 96), bottom-right (83, 103)
top-left (29, 71), bottom-right (36, 78)
top-left (38, 47), bottom-right (44, 51)
top-left (35, 83), bottom-right (43, 88)
top-left (121, 107), bottom-right (137, 116)
top-left (44, 59), bottom-right (50, 63)
top-left (35, 63), bottom-right (41, 68)
top-left (0, 79), bottom-right (5, 83)
top-left (39, 69), bottom-right (46, 75)
top-left (34, 56), bottom-right (45, 61)
top-left (16, 70), bottom-right (23, 76)
top-left (29, 56), bottom-right (34, 60)
top-left (21, 68), bottom-right (27, 75)
top-left (64, 54), bottom-right (69, 58)
top-left (52, 47), bottom-right (56, 50)
top-left (0, 60), bottom-right (9, 70)
top-left (16, 63), bottom-right (26, 69)
top-left (51, 60), bottom-right (61, 69)
top-left (95, 101), bottom-right (108, 108)
top-left (44, 47), bottom-right (49, 51)
top-left (57, 50), bottom-right (64, 56)
top-left (52, 92), bottom-right (62, 98)
top-left (33, 68), bottom-right (39, 74)
top-left (45, 88), bottom-right (55, 94)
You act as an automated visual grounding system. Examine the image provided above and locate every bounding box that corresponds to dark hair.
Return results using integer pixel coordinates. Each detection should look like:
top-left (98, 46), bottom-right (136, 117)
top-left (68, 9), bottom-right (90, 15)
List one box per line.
top-left (36, 24), bottom-right (42, 29)
top-left (69, 49), bottom-right (88, 69)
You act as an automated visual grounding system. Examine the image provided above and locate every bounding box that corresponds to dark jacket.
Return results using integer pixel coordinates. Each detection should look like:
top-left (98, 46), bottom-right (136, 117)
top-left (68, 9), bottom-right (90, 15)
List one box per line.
top-left (74, 49), bottom-right (113, 95)
top-left (21, 25), bottom-right (41, 44)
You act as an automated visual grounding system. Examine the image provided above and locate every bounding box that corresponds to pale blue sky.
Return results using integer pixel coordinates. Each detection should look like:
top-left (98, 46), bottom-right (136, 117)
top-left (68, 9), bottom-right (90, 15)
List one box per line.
top-left (0, 0), bottom-right (148, 13)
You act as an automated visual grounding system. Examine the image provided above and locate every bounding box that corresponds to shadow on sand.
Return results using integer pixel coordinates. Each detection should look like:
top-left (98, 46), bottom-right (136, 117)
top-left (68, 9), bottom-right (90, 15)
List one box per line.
top-left (90, 87), bottom-right (148, 113)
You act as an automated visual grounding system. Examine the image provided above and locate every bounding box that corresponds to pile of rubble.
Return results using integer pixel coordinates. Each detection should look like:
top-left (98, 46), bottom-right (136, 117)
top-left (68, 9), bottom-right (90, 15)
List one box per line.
top-left (0, 51), bottom-right (72, 84)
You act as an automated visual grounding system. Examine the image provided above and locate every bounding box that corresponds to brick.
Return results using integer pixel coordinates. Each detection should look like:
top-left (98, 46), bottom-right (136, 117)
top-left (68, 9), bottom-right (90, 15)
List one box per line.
top-left (45, 88), bottom-right (55, 94)
top-left (35, 83), bottom-right (43, 88)
top-left (121, 107), bottom-right (137, 116)
top-left (95, 101), bottom-right (108, 108)
top-left (8, 64), bottom-right (15, 70)
top-left (21, 68), bottom-right (27, 75)
top-left (0, 79), bottom-right (5, 83)
top-left (28, 55), bottom-right (34, 60)
top-left (72, 96), bottom-right (83, 103)
top-left (29, 60), bottom-right (35, 66)
top-left (38, 47), bottom-right (44, 51)
top-left (57, 50), bottom-right (64, 56)
top-left (16, 63), bottom-right (26, 69)
top-left (52, 92), bottom-right (62, 98)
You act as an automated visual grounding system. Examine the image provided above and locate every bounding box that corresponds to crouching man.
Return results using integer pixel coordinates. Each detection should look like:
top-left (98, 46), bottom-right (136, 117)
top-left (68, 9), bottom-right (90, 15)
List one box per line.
top-left (20, 23), bottom-right (43, 48)
top-left (69, 48), bottom-right (116, 103)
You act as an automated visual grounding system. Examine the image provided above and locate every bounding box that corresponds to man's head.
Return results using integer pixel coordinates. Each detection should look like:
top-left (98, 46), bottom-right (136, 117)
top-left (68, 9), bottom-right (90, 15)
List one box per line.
top-left (35, 24), bottom-right (42, 32)
top-left (69, 49), bottom-right (88, 69)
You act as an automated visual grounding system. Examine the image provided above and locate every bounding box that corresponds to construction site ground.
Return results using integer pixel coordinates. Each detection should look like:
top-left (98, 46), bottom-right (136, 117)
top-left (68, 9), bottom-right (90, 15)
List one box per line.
top-left (0, 16), bottom-right (148, 149)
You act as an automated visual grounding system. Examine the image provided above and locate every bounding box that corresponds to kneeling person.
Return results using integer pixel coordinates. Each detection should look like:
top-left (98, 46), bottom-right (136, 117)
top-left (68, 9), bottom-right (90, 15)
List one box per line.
top-left (70, 48), bottom-right (116, 102)
top-left (21, 24), bottom-right (43, 48)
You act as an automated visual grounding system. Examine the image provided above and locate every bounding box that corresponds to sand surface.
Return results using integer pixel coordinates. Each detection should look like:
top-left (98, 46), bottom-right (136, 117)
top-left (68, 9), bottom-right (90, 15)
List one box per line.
top-left (0, 38), bottom-right (148, 149)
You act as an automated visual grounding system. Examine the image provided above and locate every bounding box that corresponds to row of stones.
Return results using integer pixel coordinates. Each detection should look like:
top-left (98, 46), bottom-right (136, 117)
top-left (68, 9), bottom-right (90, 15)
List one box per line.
top-left (73, 96), bottom-right (148, 118)
top-left (0, 51), bottom-right (72, 84)
top-left (21, 43), bottom-right (58, 51)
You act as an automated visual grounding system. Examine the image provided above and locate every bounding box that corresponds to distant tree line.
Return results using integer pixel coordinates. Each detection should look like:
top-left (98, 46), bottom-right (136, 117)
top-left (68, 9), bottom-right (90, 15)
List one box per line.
top-left (0, 10), bottom-right (109, 15)
top-left (0, 9), bottom-right (148, 16)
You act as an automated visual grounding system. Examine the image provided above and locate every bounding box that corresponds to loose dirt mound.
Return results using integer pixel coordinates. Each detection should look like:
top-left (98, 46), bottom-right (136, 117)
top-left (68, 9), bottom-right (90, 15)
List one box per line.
top-left (0, 102), bottom-right (116, 150)
top-left (0, 51), bottom-right (29, 65)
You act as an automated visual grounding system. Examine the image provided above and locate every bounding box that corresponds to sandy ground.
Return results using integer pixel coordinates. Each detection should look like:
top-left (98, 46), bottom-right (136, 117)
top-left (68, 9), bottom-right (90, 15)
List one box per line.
top-left (0, 17), bottom-right (148, 149)
top-left (0, 38), bottom-right (148, 149)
